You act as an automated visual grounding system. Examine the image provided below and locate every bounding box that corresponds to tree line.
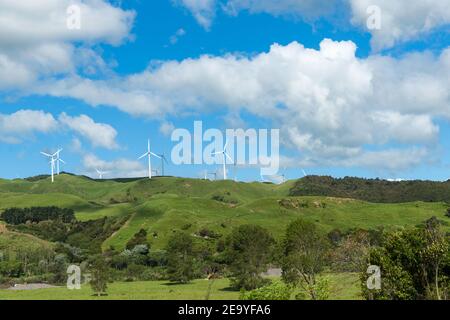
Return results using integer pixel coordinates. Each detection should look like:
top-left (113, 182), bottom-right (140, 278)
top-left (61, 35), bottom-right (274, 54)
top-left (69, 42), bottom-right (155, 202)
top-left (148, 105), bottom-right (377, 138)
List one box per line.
top-left (1, 207), bottom-right (75, 225)
top-left (290, 175), bottom-right (450, 203)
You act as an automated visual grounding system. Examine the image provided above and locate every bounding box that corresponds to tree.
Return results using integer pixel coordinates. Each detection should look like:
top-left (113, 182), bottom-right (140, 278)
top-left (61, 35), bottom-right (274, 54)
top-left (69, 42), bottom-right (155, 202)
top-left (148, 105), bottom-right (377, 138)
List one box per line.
top-left (362, 222), bottom-right (450, 300)
top-left (89, 255), bottom-right (109, 296)
top-left (330, 229), bottom-right (371, 272)
top-left (166, 232), bottom-right (196, 283)
top-left (224, 224), bottom-right (275, 290)
top-left (281, 219), bottom-right (330, 300)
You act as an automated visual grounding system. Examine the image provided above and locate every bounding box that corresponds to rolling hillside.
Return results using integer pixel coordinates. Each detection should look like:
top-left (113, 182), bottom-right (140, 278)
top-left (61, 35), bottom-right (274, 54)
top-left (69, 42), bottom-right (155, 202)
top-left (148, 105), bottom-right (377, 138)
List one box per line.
top-left (0, 174), bottom-right (448, 251)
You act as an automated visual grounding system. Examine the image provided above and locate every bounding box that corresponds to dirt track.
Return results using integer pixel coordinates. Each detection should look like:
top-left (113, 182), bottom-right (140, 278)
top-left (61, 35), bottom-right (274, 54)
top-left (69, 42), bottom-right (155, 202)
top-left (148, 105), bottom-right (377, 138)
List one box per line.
top-left (7, 283), bottom-right (58, 290)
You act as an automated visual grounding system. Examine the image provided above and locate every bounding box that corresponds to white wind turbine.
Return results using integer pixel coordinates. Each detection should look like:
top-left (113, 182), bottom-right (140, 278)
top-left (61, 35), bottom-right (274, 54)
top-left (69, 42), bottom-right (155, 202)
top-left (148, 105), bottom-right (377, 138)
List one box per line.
top-left (96, 169), bottom-right (109, 179)
top-left (212, 140), bottom-right (233, 180)
top-left (138, 139), bottom-right (161, 179)
top-left (40, 150), bottom-right (59, 183)
top-left (54, 149), bottom-right (65, 175)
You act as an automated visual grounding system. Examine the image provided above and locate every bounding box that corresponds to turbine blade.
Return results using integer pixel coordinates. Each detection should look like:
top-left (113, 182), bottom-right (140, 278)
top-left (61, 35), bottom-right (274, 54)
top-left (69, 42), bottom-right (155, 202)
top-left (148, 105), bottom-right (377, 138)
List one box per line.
top-left (150, 152), bottom-right (161, 159)
top-left (41, 152), bottom-right (52, 157)
top-left (138, 152), bottom-right (148, 160)
top-left (225, 152), bottom-right (233, 163)
top-left (59, 159), bottom-right (66, 164)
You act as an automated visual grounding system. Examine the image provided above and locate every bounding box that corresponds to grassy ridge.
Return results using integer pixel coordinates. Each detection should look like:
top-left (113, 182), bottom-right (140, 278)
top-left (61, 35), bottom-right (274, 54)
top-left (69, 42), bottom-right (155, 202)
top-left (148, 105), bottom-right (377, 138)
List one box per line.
top-left (0, 174), bottom-right (448, 252)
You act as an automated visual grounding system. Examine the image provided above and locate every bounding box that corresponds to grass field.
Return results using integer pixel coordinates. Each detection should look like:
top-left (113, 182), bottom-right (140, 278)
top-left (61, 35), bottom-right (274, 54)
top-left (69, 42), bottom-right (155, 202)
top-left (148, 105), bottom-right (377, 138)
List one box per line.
top-left (0, 174), bottom-right (448, 251)
top-left (0, 273), bottom-right (361, 300)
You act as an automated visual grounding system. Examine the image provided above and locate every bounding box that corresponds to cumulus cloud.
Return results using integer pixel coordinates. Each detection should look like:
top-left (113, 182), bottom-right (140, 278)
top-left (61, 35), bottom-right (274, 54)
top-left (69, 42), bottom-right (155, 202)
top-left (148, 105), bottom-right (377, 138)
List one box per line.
top-left (349, 0), bottom-right (450, 51)
top-left (0, 109), bottom-right (119, 149)
top-left (0, 0), bottom-right (135, 90)
top-left (0, 109), bottom-right (58, 143)
top-left (58, 113), bottom-right (119, 149)
top-left (36, 38), bottom-right (450, 170)
top-left (82, 153), bottom-right (146, 178)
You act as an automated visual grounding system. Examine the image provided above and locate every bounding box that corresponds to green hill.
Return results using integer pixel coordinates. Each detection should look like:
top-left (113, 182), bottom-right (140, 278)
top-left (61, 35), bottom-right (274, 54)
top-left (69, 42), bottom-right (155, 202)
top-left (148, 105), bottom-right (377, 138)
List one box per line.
top-left (0, 174), bottom-right (448, 252)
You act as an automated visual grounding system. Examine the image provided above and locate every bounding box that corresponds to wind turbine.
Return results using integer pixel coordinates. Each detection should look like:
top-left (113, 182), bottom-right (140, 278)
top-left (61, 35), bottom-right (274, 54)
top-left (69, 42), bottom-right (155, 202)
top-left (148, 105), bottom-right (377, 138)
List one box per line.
top-left (96, 169), bottom-right (109, 179)
top-left (158, 153), bottom-right (169, 176)
top-left (138, 139), bottom-right (161, 179)
top-left (54, 149), bottom-right (65, 175)
top-left (212, 140), bottom-right (233, 180)
top-left (40, 151), bottom-right (57, 183)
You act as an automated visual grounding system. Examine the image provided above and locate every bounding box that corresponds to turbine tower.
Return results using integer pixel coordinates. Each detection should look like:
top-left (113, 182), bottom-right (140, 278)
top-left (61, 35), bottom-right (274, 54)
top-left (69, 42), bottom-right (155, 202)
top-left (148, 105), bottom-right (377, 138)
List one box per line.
top-left (212, 140), bottom-right (233, 180)
top-left (55, 149), bottom-right (65, 175)
top-left (40, 151), bottom-right (58, 183)
top-left (158, 153), bottom-right (169, 176)
top-left (138, 139), bottom-right (161, 179)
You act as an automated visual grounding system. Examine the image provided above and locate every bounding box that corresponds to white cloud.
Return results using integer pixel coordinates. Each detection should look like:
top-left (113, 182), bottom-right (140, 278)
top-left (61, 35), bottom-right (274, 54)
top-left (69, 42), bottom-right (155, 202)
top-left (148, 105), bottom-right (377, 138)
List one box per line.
top-left (169, 28), bottom-right (187, 45)
top-left (175, 0), bottom-right (216, 29)
top-left (0, 109), bottom-right (58, 143)
top-left (336, 148), bottom-right (430, 172)
top-left (69, 137), bottom-right (83, 153)
top-left (0, 0), bottom-right (135, 90)
top-left (349, 0), bottom-right (450, 51)
top-left (82, 153), bottom-right (146, 178)
top-left (37, 39), bottom-right (450, 171)
top-left (159, 121), bottom-right (175, 136)
top-left (223, 0), bottom-right (341, 20)
top-left (177, 0), bottom-right (450, 50)
top-left (0, 109), bottom-right (120, 150)
top-left (59, 113), bottom-right (119, 149)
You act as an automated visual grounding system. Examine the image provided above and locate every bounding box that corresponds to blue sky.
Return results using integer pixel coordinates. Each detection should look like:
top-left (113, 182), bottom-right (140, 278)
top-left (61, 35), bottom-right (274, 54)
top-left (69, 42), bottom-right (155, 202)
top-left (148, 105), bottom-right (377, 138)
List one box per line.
top-left (0, 0), bottom-right (449, 181)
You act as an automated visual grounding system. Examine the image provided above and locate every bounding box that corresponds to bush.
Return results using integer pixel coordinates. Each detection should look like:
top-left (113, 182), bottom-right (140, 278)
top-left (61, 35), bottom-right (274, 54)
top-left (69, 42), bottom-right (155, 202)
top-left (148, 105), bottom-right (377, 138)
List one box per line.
top-left (0, 260), bottom-right (23, 278)
top-left (240, 281), bottom-right (293, 300)
top-left (197, 228), bottom-right (221, 239)
top-left (126, 229), bottom-right (149, 250)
